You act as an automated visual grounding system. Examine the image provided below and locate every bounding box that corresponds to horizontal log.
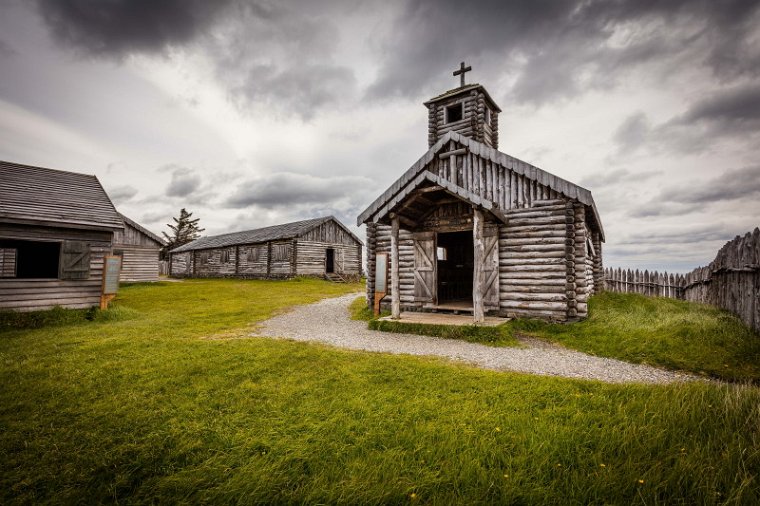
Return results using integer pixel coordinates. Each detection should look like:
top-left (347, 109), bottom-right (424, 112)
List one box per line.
top-left (500, 278), bottom-right (567, 286)
top-left (500, 237), bottom-right (566, 246)
top-left (499, 258), bottom-right (565, 266)
top-left (499, 271), bottom-right (567, 279)
top-left (499, 285), bottom-right (566, 293)
top-left (501, 300), bottom-right (568, 310)
top-left (500, 250), bottom-right (566, 259)
top-left (502, 224), bottom-right (566, 234)
top-left (500, 293), bottom-right (567, 302)
top-left (507, 216), bottom-right (567, 227)
top-left (502, 244), bottom-right (566, 252)
top-left (500, 265), bottom-right (566, 273)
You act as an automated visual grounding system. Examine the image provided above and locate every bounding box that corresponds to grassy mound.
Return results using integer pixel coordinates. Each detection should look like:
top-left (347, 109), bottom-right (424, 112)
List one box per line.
top-left (509, 292), bottom-right (760, 382)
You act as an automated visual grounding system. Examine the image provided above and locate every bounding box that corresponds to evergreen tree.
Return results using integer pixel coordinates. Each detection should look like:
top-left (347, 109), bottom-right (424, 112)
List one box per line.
top-left (161, 208), bottom-right (204, 257)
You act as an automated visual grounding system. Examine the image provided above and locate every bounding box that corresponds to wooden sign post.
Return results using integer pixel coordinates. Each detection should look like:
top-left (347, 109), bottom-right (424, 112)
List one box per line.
top-left (100, 255), bottom-right (122, 309)
top-left (374, 253), bottom-right (388, 316)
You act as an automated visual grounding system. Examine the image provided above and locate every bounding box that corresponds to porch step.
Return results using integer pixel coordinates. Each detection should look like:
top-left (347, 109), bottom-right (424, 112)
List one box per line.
top-left (324, 273), bottom-right (346, 283)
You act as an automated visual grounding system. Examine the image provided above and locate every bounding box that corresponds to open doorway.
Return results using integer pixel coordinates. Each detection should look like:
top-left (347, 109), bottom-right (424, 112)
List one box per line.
top-left (325, 248), bottom-right (335, 274)
top-left (436, 230), bottom-right (473, 306)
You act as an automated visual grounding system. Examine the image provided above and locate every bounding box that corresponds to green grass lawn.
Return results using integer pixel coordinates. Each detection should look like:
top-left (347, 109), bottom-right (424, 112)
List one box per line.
top-left (1, 279), bottom-right (759, 504)
top-left (509, 292), bottom-right (760, 382)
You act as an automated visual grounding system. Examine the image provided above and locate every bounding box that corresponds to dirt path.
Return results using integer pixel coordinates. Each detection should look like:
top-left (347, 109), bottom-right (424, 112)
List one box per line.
top-left (252, 293), bottom-right (699, 384)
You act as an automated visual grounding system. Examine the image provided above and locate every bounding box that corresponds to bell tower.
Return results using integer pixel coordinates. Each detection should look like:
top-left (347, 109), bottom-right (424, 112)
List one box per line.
top-left (424, 62), bottom-right (501, 149)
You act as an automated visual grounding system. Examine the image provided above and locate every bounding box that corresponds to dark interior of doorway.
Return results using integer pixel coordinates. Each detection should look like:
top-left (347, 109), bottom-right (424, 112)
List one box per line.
top-left (437, 231), bottom-right (473, 304)
top-left (326, 248), bottom-right (335, 273)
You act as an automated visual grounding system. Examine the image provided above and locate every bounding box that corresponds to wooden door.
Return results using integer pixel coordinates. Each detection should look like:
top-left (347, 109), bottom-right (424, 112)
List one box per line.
top-left (482, 225), bottom-right (499, 309)
top-left (413, 231), bottom-right (436, 304)
top-left (326, 248), bottom-right (335, 273)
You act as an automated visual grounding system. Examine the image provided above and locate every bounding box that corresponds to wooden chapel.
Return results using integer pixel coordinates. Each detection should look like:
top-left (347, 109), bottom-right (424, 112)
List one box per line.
top-left (357, 63), bottom-right (605, 323)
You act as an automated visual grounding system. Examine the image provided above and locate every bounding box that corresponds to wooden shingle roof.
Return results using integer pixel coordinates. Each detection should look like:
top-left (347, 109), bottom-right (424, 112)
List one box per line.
top-left (356, 131), bottom-right (604, 240)
top-left (0, 160), bottom-right (123, 231)
top-left (170, 216), bottom-right (361, 253)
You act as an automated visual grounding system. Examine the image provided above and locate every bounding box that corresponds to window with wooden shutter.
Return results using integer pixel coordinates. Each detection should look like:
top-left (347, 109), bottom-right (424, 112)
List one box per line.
top-left (59, 241), bottom-right (91, 280)
top-left (0, 248), bottom-right (17, 277)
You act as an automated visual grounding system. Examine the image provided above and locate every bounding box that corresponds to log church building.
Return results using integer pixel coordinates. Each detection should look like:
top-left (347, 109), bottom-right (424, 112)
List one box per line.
top-left (358, 63), bottom-right (604, 322)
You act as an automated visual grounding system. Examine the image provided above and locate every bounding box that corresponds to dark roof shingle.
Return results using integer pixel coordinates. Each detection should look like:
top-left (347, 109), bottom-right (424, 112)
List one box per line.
top-left (170, 216), bottom-right (358, 253)
top-left (0, 160), bottom-right (123, 230)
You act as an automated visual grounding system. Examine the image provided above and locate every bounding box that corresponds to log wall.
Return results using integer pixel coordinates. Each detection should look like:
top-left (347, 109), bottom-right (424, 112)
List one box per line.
top-left (169, 238), bottom-right (362, 280)
top-left (498, 200), bottom-right (574, 321)
top-left (0, 223), bottom-right (112, 311)
top-left (366, 198), bottom-right (600, 321)
top-left (428, 89), bottom-right (498, 148)
top-left (117, 246), bottom-right (160, 282)
top-left (604, 227), bottom-right (760, 333)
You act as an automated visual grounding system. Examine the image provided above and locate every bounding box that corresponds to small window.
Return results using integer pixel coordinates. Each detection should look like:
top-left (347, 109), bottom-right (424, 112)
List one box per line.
top-left (436, 246), bottom-right (447, 261)
top-left (247, 247), bottom-right (260, 262)
top-left (445, 103), bottom-right (463, 123)
top-left (0, 239), bottom-right (63, 279)
top-left (199, 252), bottom-right (210, 264)
top-left (220, 249), bottom-right (231, 263)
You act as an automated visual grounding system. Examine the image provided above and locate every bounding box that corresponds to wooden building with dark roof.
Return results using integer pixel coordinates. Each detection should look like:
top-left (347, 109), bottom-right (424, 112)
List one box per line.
top-left (0, 160), bottom-right (123, 311)
top-left (114, 213), bottom-right (164, 282)
top-left (169, 216), bottom-right (362, 280)
top-left (357, 65), bottom-right (604, 323)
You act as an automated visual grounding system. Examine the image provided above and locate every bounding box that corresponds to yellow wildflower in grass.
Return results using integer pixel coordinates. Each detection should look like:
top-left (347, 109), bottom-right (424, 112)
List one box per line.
top-left (410, 492), bottom-right (418, 501)
top-left (638, 479), bottom-right (645, 484)
top-left (495, 427), bottom-right (501, 432)
top-left (556, 464), bottom-right (562, 468)
top-left (503, 474), bottom-right (509, 479)
top-left (599, 464), bottom-right (606, 468)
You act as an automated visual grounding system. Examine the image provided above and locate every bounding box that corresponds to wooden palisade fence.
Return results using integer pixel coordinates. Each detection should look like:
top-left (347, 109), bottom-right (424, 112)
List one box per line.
top-left (604, 228), bottom-right (760, 333)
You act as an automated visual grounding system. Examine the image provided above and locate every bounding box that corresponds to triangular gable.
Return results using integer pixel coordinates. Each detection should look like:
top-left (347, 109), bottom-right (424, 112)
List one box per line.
top-left (369, 171), bottom-right (508, 225)
top-left (357, 131), bottom-right (604, 240)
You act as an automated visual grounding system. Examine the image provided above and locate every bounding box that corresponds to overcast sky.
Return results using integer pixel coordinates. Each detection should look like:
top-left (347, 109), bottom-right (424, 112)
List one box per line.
top-left (1, 0), bottom-right (759, 272)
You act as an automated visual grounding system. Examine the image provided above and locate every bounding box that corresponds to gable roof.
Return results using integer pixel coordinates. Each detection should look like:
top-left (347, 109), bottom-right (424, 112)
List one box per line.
top-left (119, 213), bottom-right (165, 246)
top-left (357, 131), bottom-right (604, 240)
top-left (170, 216), bottom-right (362, 253)
top-left (0, 160), bottom-right (123, 231)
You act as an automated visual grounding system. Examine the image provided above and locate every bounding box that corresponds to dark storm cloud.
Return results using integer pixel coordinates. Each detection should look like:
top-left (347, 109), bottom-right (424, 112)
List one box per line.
top-left (578, 167), bottom-right (660, 188)
top-left (225, 172), bottom-right (372, 209)
top-left (627, 165), bottom-right (760, 218)
top-left (36, 0), bottom-right (232, 57)
top-left (622, 224), bottom-right (736, 245)
top-left (368, 0), bottom-right (760, 105)
top-left (660, 165), bottom-right (760, 204)
top-left (35, 0), bottom-right (357, 118)
top-left (674, 83), bottom-right (760, 130)
top-left (612, 85), bottom-right (760, 154)
top-left (165, 166), bottom-right (201, 198)
top-left (229, 63), bottom-right (355, 119)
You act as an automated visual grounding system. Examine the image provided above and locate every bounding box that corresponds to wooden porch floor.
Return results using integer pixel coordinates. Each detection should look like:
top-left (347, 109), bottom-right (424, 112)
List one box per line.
top-left (378, 312), bottom-right (510, 327)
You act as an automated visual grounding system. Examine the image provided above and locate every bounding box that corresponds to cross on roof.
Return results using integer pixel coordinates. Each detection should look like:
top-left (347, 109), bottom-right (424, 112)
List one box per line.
top-left (453, 61), bottom-right (472, 87)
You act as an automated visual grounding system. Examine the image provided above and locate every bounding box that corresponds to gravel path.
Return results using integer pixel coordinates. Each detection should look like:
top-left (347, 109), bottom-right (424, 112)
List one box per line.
top-left (253, 293), bottom-right (699, 384)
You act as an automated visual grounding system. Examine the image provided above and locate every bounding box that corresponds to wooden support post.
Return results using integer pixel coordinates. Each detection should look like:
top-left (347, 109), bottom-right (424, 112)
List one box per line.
top-left (473, 207), bottom-right (485, 323)
top-left (235, 245), bottom-right (240, 275)
top-left (391, 213), bottom-right (401, 319)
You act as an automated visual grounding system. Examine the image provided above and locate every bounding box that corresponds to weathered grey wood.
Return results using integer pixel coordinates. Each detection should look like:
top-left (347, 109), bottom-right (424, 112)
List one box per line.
top-left (473, 207), bottom-right (485, 322)
top-left (390, 215), bottom-right (400, 319)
